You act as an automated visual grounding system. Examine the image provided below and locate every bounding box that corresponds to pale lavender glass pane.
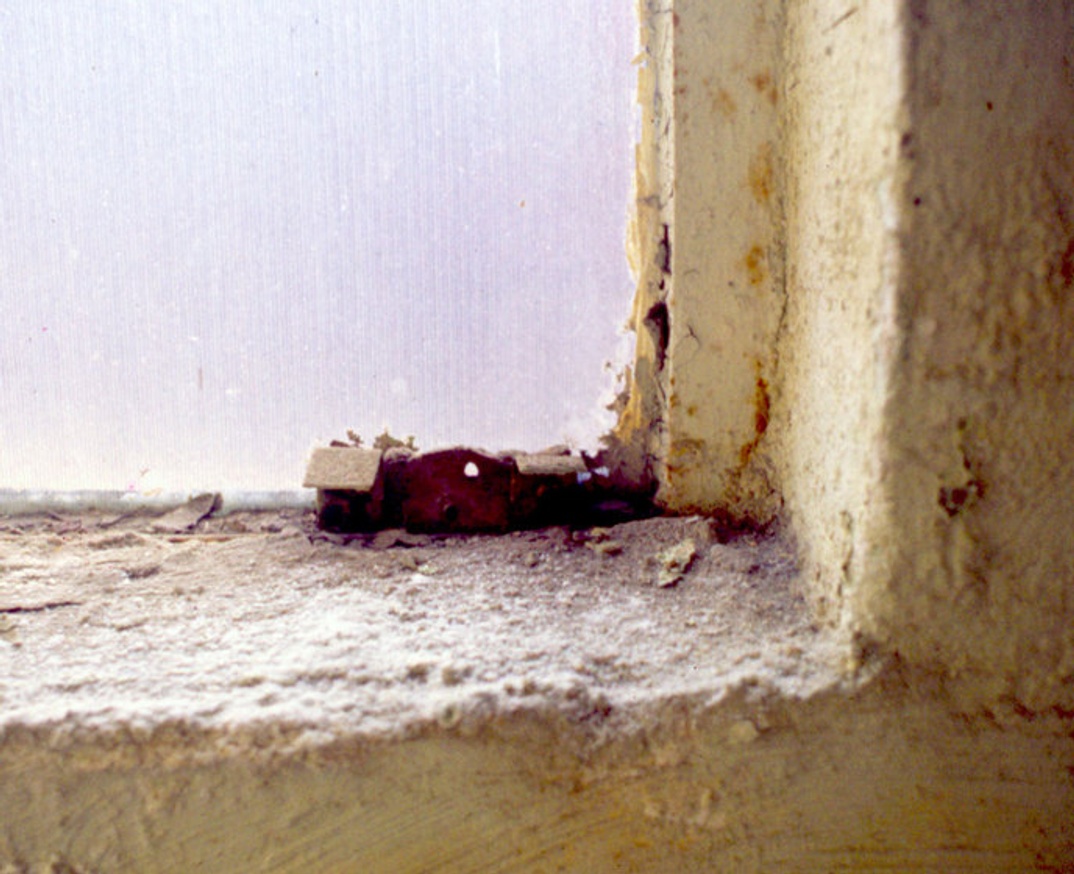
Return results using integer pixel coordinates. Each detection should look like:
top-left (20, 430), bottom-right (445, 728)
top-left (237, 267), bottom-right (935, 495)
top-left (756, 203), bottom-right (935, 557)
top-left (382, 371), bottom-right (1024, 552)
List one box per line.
top-left (0, 2), bottom-right (635, 494)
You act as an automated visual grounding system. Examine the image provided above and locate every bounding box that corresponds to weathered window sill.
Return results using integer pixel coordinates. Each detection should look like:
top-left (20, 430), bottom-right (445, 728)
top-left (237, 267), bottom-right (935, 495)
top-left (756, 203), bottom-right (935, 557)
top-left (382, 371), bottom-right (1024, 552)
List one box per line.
top-left (3, 510), bottom-right (1070, 872)
top-left (0, 509), bottom-right (843, 747)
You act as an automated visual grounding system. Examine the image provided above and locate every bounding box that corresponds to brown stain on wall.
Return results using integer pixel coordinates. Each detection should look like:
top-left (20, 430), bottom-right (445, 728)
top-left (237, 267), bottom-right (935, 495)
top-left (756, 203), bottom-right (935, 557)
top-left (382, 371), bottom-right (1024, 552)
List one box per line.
top-left (1056, 237), bottom-right (1074, 288)
top-left (748, 144), bottom-right (774, 205)
top-left (664, 437), bottom-right (706, 482)
top-left (744, 245), bottom-right (767, 286)
top-left (750, 70), bottom-right (778, 106)
top-left (712, 86), bottom-right (737, 118)
top-left (738, 369), bottom-right (771, 466)
top-left (602, 2), bottom-right (673, 498)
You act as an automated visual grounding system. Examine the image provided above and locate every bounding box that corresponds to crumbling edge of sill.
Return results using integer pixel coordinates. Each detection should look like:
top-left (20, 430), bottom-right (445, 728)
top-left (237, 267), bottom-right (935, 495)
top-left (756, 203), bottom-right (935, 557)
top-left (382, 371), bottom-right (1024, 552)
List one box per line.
top-left (0, 656), bottom-right (876, 774)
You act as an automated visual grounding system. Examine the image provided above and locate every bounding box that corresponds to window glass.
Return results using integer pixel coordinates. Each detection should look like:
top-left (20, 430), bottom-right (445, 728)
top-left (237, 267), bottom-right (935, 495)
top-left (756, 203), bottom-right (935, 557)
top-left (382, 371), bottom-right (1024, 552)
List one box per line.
top-left (0, 2), bottom-right (635, 495)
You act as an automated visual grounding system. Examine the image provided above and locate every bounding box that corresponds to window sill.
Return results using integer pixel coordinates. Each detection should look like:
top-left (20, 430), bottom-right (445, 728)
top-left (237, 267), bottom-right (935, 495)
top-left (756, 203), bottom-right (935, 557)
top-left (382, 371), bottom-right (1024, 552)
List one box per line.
top-left (2, 511), bottom-right (1070, 872)
top-left (0, 510), bottom-right (843, 747)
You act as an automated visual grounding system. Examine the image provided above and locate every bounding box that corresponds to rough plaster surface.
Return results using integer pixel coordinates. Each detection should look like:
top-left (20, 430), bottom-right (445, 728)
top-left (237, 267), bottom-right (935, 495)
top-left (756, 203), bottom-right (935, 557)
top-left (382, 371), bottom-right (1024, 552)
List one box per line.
top-left (761, 1), bottom-right (1074, 711)
top-left (2, 511), bottom-right (1072, 872)
top-left (0, 512), bottom-right (835, 735)
top-left (6, 3), bottom-right (1074, 869)
top-left (775, 2), bottom-right (904, 630)
top-left (622, 0), bottom-right (1074, 710)
top-left (866, 0), bottom-right (1074, 711)
top-left (3, 676), bottom-right (1073, 874)
top-left (771, 0), bottom-right (1074, 709)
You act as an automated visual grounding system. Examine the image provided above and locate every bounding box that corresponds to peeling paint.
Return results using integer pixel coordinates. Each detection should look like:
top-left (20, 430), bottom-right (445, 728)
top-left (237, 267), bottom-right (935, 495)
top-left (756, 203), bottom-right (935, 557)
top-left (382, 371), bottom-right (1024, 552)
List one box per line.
top-left (600, 0), bottom-right (675, 499)
top-left (611, 0), bottom-right (784, 521)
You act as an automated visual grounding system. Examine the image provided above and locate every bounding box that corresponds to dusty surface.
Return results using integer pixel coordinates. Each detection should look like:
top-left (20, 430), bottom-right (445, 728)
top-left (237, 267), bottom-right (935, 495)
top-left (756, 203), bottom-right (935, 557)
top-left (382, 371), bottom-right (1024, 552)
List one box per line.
top-left (0, 508), bottom-right (844, 742)
top-left (2, 511), bottom-right (1071, 873)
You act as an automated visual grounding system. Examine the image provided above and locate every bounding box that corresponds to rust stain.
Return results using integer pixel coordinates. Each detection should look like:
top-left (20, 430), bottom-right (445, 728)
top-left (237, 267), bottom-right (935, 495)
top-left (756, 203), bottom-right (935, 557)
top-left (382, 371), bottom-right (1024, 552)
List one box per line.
top-left (738, 368), bottom-right (771, 467)
top-left (748, 144), bottom-right (774, 205)
top-left (754, 375), bottom-right (770, 437)
top-left (1059, 237), bottom-right (1074, 287)
top-left (712, 87), bottom-right (737, 118)
top-left (749, 70), bottom-right (778, 106)
top-left (666, 438), bottom-right (706, 479)
top-left (744, 245), bottom-right (767, 286)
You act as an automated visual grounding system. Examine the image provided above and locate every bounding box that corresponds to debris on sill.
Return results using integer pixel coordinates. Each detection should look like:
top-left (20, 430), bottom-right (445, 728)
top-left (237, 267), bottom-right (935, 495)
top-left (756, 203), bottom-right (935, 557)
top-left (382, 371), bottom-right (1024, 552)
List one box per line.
top-left (655, 537), bottom-right (699, 588)
top-left (303, 438), bottom-right (655, 534)
top-left (0, 508), bottom-right (830, 741)
top-left (149, 492), bottom-right (222, 534)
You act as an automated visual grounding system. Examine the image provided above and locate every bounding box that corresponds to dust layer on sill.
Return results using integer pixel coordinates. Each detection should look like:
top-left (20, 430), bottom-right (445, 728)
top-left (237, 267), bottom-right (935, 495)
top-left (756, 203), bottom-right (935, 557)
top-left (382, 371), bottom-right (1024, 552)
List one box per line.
top-left (0, 509), bottom-right (847, 754)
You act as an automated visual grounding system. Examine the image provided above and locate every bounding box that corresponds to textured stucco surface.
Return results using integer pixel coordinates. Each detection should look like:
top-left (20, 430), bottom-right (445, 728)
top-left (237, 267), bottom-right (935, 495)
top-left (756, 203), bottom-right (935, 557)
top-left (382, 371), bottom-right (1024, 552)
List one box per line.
top-left (0, 513), bottom-right (833, 733)
top-left (740, 1), bottom-right (1074, 710)
top-left (864, 1), bottom-right (1074, 710)
top-left (4, 514), bottom-right (1069, 871)
top-left (0, 511), bottom-right (848, 872)
top-left (607, 0), bottom-right (673, 493)
top-left (775, 2), bottom-right (904, 630)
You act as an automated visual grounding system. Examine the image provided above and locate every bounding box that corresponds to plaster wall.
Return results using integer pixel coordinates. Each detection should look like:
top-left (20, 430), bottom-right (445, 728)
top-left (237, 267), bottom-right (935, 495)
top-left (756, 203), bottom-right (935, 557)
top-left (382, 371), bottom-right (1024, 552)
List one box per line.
top-left (775, 0), bottom-right (904, 630)
top-left (607, 0), bottom-right (674, 491)
top-left (647, 0), bottom-right (1074, 708)
top-left (865, 1), bottom-right (1074, 710)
